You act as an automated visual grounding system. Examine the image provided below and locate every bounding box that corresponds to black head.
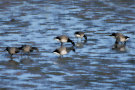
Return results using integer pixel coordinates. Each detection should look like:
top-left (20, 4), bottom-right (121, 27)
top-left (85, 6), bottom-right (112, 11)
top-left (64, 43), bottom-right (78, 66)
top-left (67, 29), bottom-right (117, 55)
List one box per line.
top-left (4, 47), bottom-right (9, 51)
top-left (53, 49), bottom-right (60, 53)
top-left (54, 36), bottom-right (60, 40)
top-left (125, 36), bottom-right (130, 39)
top-left (74, 32), bottom-right (79, 35)
top-left (84, 35), bottom-right (87, 40)
top-left (31, 47), bottom-right (39, 52)
top-left (18, 46), bottom-right (23, 50)
top-left (109, 33), bottom-right (116, 36)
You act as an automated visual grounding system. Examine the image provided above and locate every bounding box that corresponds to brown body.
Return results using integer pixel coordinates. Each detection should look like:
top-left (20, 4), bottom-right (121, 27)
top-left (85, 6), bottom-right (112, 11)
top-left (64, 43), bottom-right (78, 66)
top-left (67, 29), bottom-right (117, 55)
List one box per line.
top-left (21, 45), bottom-right (31, 53)
top-left (5, 47), bottom-right (20, 56)
top-left (53, 46), bottom-right (75, 56)
top-left (109, 33), bottom-right (129, 44)
top-left (19, 45), bottom-right (38, 54)
top-left (74, 31), bottom-right (87, 40)
top-left (54, 35), bottom-right (75, 46)
top-left (53, 46), bottom-right (67, 56)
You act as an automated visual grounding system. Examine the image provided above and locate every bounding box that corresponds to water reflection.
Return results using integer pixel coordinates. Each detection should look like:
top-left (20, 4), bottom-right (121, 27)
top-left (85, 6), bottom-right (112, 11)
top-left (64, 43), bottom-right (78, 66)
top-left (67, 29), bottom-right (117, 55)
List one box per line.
top-left (112, 43), bottom-right (127, 52)
top-left (20, 57), bottom-right (33, 65)
top-left (75, 40), bottom-right (87, 48)
top-left (8, 60), bottom-right (19, 66)
top-left (53, 46), bottom-right (75, 57)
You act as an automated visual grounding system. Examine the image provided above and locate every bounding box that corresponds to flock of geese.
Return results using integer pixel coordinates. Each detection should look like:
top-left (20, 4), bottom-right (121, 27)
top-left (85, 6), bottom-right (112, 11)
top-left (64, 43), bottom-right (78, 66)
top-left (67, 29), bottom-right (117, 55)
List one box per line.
top-left (4, 31), bottom-right (129, 59)
top-left (53, 32), bottom-right (87, 56)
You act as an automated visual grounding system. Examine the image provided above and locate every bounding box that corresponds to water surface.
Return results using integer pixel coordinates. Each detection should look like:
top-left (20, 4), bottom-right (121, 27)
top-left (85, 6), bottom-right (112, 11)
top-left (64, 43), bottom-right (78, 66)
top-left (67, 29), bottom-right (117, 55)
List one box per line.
top-left (0, 0), bottom-right (135, 89)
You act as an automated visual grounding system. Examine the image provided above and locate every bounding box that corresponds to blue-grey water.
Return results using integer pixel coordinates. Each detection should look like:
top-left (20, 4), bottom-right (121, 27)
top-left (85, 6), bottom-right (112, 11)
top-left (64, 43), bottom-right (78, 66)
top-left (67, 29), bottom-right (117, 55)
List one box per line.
top-left (0, 0), bottom-right (135, 89)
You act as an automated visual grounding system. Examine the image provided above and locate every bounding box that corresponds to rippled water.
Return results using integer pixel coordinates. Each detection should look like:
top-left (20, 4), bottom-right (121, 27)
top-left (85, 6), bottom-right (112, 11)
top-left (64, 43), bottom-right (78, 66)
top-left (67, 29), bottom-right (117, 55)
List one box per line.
top-left (0, 0), bottom-right (135, 89)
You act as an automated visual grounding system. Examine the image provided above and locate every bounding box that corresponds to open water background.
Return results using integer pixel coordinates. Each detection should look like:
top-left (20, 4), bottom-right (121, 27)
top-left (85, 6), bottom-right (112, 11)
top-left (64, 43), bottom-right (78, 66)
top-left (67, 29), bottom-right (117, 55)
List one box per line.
top-left (0, 0), bottom-right (135, 89)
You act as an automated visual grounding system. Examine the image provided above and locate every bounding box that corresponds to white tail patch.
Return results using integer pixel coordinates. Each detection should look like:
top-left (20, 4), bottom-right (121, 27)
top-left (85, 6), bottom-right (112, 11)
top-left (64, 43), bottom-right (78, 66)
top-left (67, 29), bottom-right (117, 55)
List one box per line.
top-left (61, 39), bottom-right (67, 42)
top-left (53, 52), bottom-right (60, 55)
top-left (61, 50), bottom-right (67, 55)
top-left (55, 39), bottom-right (60, 42)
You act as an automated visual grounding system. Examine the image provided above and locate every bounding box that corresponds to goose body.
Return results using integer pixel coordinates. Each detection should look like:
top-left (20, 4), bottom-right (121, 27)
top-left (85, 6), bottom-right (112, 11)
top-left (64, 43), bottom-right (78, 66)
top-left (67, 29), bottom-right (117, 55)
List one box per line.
top-left (74, 31), bottom-right (87, 40)
top-left (5, 47), bottom-right (19, 56)
top-left (19, 45), bottom-right (38, 54)
top-left (54, 35), bottom-right (75, 46)
top-left (109, 33), bottom-right (129, 44)
top-left (53, 47), bottom-right (67, 56)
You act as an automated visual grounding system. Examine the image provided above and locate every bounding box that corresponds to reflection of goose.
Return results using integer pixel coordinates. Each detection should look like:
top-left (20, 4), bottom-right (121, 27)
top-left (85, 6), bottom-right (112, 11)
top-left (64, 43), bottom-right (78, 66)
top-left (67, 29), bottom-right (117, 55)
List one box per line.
top-left (76, 40), bottom-right (87, 48)
top-left (4, 47), bottom-right (20, 58)
top-left (20, 57), bottom-right (33, 64)
top-left (19, 45), bottom-right (38, 54)
top-left (53, 46), bottom-right (75, 56)
top-left (109, 33), bottom-right (129, 44)
top-left (74, 31), bottom-right (87, 41)
top-left (54, 35), bottom-right (75, 46)
top-left (10, 19), bottom-right (16, 22)
top-left (8, 60), bottom-right (19, 66)
top-left (112, 43), bottom-right (127, 52)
